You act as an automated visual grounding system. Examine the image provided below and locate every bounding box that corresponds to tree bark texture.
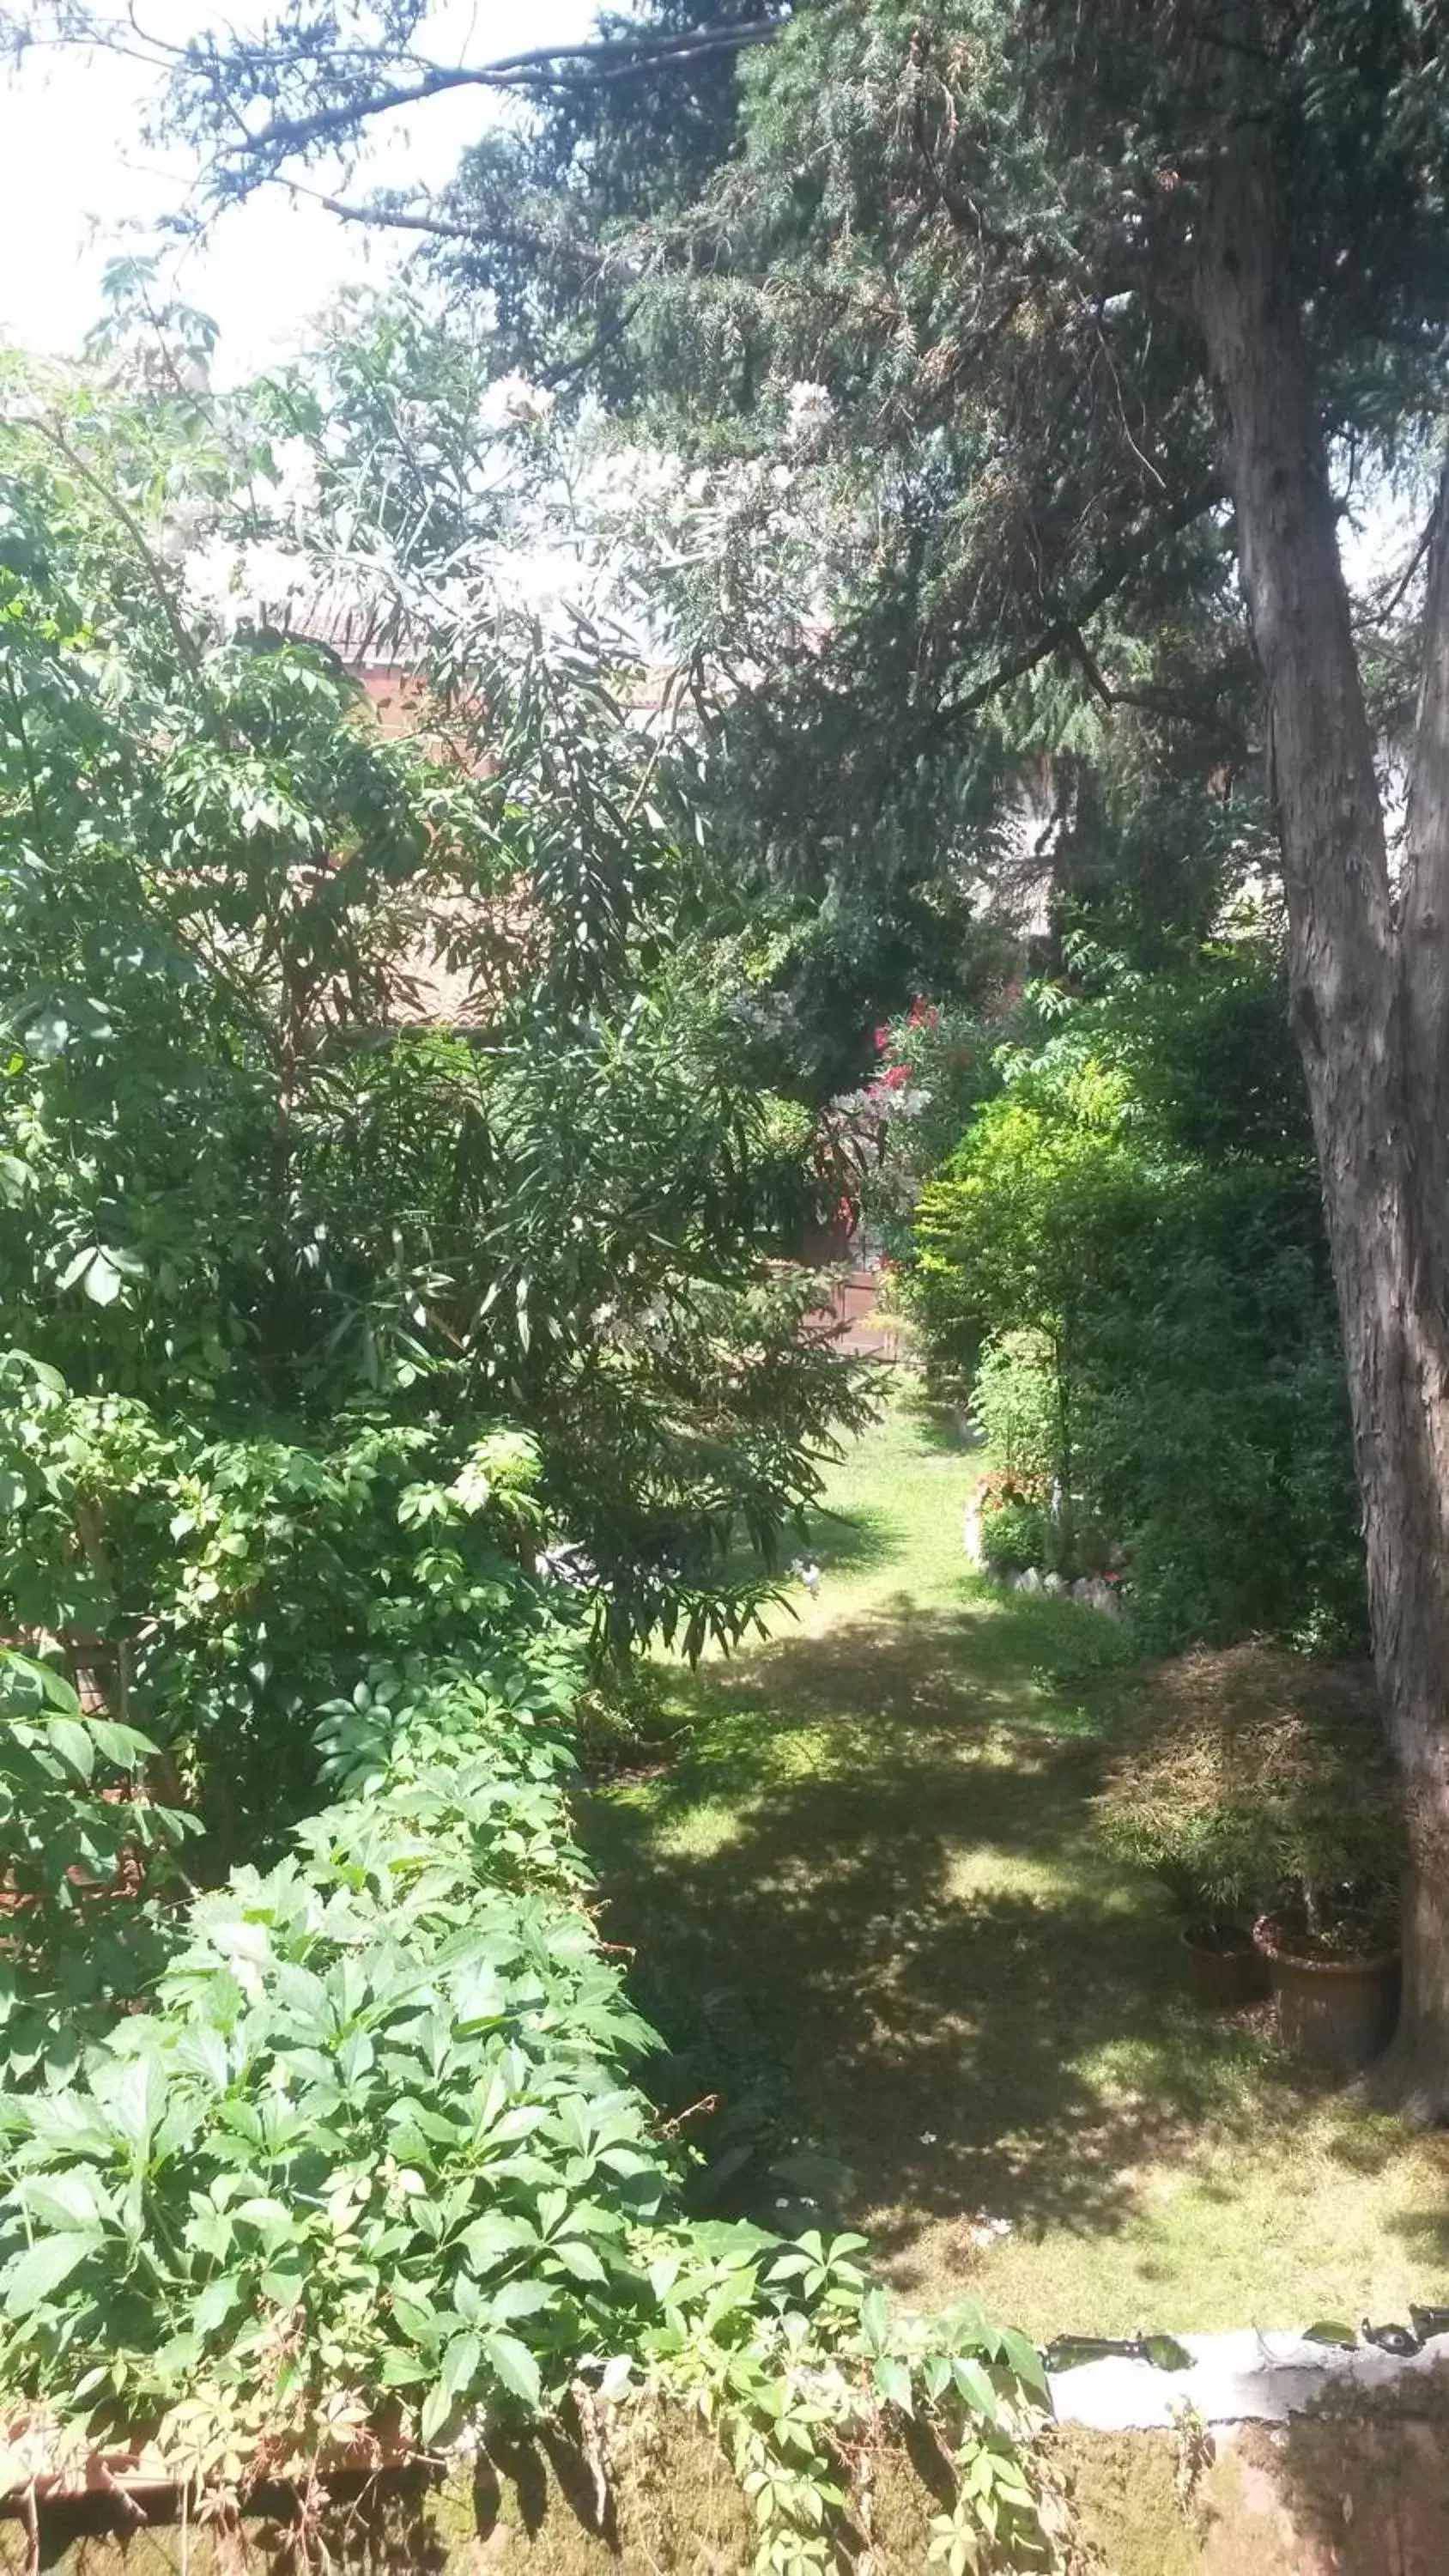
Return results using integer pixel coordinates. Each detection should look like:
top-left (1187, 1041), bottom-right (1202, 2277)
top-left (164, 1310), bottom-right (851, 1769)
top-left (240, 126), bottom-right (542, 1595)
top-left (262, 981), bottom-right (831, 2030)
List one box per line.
top-left (1194, 76), bottom-right (1449, 2111)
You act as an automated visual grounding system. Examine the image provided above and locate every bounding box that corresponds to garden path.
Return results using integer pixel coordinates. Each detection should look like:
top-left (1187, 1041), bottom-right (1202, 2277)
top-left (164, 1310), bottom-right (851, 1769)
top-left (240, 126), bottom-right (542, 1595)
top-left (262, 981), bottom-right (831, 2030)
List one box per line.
top-left (586, 1397), bottom-right (1449, 2336)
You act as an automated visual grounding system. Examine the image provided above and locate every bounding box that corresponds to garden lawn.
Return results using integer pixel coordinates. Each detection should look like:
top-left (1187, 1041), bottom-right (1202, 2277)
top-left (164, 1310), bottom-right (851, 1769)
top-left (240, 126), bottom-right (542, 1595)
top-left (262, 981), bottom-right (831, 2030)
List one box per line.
top-left (585, 1393), bottom-right (1449, 2340)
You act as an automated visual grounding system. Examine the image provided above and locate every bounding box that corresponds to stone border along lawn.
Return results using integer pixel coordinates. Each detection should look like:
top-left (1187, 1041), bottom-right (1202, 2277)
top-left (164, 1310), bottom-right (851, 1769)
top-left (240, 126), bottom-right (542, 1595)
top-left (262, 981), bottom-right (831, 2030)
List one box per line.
top-left (585, 1393), bottom-right (1449, 2340)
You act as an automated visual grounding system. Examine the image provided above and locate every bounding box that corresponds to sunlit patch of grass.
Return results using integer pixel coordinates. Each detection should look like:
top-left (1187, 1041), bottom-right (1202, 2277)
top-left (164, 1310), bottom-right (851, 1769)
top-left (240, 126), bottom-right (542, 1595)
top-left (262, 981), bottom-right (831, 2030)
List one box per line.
top-left (584, 1391), bottom-right (1449, 2338)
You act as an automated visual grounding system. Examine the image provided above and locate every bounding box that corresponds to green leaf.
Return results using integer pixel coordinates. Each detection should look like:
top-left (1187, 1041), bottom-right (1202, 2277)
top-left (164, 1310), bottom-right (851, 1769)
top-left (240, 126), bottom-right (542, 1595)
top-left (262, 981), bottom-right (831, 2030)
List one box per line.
top-left (996, 2327), bottom-right (1049, 2397)
top-left (441, 2329), bottom-right (482, 2403)
top-left (483, 2330), bottom-right (543, 2412)
top-left (859, 2285), bottom-right (890, 2353)
top-left (337, 2029), bottom-right (375, 2085)
top-left (489, 2278), bottom-right (555, 2324)
top-left (872, 2354), bottom-right (914, 2416)
top-left (235, 2196), bottom-right (295, 2243)
top-left (392, 2290), bottom-right (444, 2347)
top-left (549, 2239), bottom-right (607, 2285)
top-left (45, 1716), bottom-right (96, 1781)
top-left (439, 2252), bottom-right (477, 2318)
top-left (950, 2357), bottom-right (1000, 2423)
top-left (91, 2054), bottom-right (159, 2157)
top-left (5, 2231), bottom-right (98, 2318)
top-left (87, 1718), bottom-right (158, 1770)
top-left (460, 2214), bottom-right (537, 2270)
top-left (195, 2275), bottom-right (244, 2334)
top-left (419, 2378), bottom-right (453, 2445)
top-left (20, 2171), bottom-right (110, 2233)
top-left (82, 1250), bottom-right (124, 1307)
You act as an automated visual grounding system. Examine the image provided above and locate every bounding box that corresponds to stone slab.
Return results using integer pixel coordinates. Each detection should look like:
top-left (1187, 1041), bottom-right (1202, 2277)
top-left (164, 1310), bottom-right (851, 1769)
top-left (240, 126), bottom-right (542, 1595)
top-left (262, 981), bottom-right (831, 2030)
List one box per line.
top-left (1050, 2326), bottom-right (1449, 2429)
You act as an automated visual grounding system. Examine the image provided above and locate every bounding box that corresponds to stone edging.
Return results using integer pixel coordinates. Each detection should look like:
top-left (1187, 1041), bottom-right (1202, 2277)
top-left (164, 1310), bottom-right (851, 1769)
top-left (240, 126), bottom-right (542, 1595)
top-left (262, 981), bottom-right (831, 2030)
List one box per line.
top-left (1050, 2326), bottom-right (1449, 2429)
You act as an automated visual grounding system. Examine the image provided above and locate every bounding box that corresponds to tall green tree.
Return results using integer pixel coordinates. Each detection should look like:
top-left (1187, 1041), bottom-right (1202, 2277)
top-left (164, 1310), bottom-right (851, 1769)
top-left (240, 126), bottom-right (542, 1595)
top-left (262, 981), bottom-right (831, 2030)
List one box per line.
top-left (0, 346), bottom-right (860, 1691)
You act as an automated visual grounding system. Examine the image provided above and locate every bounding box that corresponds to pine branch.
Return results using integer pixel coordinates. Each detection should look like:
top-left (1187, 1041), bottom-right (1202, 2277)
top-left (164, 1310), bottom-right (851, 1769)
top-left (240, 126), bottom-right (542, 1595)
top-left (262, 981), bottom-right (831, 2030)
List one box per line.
top-left (191, 21), bottom-right (784, 184)
top-left (937, 481), bottom-right (1224, 722)
top-left (1064, 626), bottom-right (1238, 736)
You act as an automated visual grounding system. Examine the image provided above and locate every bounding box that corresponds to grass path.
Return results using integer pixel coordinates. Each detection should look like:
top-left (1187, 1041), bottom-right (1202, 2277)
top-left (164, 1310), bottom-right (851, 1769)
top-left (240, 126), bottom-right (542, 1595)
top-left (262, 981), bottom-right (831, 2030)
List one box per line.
top-left (586, 1397), bottom-right (1449, 2338)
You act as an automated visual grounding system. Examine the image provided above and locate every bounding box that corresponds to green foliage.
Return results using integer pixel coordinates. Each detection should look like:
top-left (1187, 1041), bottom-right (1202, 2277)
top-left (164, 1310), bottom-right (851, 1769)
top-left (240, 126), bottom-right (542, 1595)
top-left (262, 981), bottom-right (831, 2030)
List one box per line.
top-left (0, 347), bottom-right (1048, 2568)
top-left (911, 954), bottom-right (1365, 1652)
top-left (0, 351), bottom-right (864, 1685)
top-left (570, 1658), bottom-right (682, 1772)
top-left (970, 1336), bottom-right (1061, 1487)
top-left (0, 1345), bottom-right (573, 1858)
top-left (0, 1656), bottom-right (658, 2451)
top-left (0, 1646), bottom-right (1053, 2571)
top-left (1097, 1651), bottom-right (1398, 1930)
top-left (846, 995), bottom-right (1015, 1256)
top-left (978, 1498), bottom-right (1051, 1579)
top-left (0, 1648), bottom-right (196, 2089)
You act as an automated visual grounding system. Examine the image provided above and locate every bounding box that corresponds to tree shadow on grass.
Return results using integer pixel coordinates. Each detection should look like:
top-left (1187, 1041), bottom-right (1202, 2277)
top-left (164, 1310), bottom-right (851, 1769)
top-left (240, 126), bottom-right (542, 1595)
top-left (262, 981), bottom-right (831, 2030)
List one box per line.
top-left (586, 1595), bottom-right (1331, 2289)
top-left (895, 1392), bottom-right (979, 1455)
top-left (1383, 2198), bottom-right (1449, 2272)
top-left (796, 1504), bottom-right (903, 1580)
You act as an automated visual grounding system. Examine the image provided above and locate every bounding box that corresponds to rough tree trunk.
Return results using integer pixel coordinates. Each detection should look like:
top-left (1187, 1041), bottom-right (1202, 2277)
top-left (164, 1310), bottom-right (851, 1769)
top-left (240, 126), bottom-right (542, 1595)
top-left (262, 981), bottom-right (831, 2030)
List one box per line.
top-left (1194, 71), bottom-right (1449, 2113)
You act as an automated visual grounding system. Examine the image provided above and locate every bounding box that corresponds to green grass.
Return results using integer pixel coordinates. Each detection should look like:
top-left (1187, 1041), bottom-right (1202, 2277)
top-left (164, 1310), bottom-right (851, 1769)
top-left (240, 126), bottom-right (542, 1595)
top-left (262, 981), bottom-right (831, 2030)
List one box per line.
top-left (585, 1394), bottom-right (1449, 2338)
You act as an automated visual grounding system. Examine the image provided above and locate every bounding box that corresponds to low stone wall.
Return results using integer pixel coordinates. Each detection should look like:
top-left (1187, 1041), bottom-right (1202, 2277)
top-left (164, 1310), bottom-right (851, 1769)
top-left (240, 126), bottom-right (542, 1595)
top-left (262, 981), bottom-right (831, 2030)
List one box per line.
top-left (1054, 2407), bottom-right (1449, 2574)
top-left (0, 2413), bottom-right (946, 2575)
top-left (1052, 2332), bottom-right (1449, 2573)
top-left (5, 2360), bottom-right (1449, 2573)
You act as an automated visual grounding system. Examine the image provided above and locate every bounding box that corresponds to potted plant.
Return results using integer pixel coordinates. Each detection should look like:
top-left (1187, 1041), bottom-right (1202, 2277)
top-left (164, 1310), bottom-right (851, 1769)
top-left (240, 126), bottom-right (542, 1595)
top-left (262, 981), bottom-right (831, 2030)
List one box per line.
top-left (1097, 1646), bottom-right (1399, 2054)
top-left (1250, 1793), bottom-right (1400, 2075)
top-left (1099, 1804), bottom-right (1272, 2009)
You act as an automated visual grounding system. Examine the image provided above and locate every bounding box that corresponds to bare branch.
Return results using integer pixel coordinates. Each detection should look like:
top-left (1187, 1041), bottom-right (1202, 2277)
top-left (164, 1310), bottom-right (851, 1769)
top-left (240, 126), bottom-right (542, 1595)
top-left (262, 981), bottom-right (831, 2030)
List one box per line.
top-left (195, 20), bottom-right (783, 183)
top-left (1354, 513), bottom-right (1435, 632)
top-left (1064, 624), bottom-right (1237, 735)
top-left (287, 184), bottom-right (505, 246)
top-left (937, 480), bottom-right (1223, 722)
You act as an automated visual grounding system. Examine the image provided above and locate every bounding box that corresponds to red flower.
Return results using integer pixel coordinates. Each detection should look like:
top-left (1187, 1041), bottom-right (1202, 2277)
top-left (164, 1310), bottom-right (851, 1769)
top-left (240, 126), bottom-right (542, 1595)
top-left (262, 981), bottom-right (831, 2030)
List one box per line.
top-left (881, 1063), bottom-right (910, 1089)
top-left (872, 1024), bottom-right (892, 1054)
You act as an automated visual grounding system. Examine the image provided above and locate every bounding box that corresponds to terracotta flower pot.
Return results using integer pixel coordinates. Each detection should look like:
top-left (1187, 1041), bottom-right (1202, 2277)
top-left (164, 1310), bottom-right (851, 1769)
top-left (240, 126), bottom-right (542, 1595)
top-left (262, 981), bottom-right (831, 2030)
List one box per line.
top-left (1252, 1910), bottom-right (1400, 2075)
top-left (1182, 1923), bottom-right (1270, 2010)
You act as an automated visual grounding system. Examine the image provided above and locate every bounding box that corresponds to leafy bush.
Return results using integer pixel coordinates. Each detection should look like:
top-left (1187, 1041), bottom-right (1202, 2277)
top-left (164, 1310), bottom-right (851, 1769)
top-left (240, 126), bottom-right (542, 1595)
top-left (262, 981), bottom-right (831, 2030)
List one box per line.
top-left (970, 1334), bottom-right (1061, 1488)
top-left (979, 1498), bottom-right (1052, 1577)
top-left (570, 1658), bottom-right (683, 1773)
top-left (909, 955), bottom-right (1366, 1653)
top-left (1097, 1646), bottom-right (1397, 1931)
top-left (0, 364), bottom-right (864, 1688)
top-left (0, 1649), bottom-right (1054, 2573)
top-left (0, 1352), bottom-right (574, 1859)
top-left (0, 1649), bottom-right (196, 2088)
top-left (0, 349), bottom-right (1055, 2574)
top-left (847, 998), bottom-right (1014, 1259)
